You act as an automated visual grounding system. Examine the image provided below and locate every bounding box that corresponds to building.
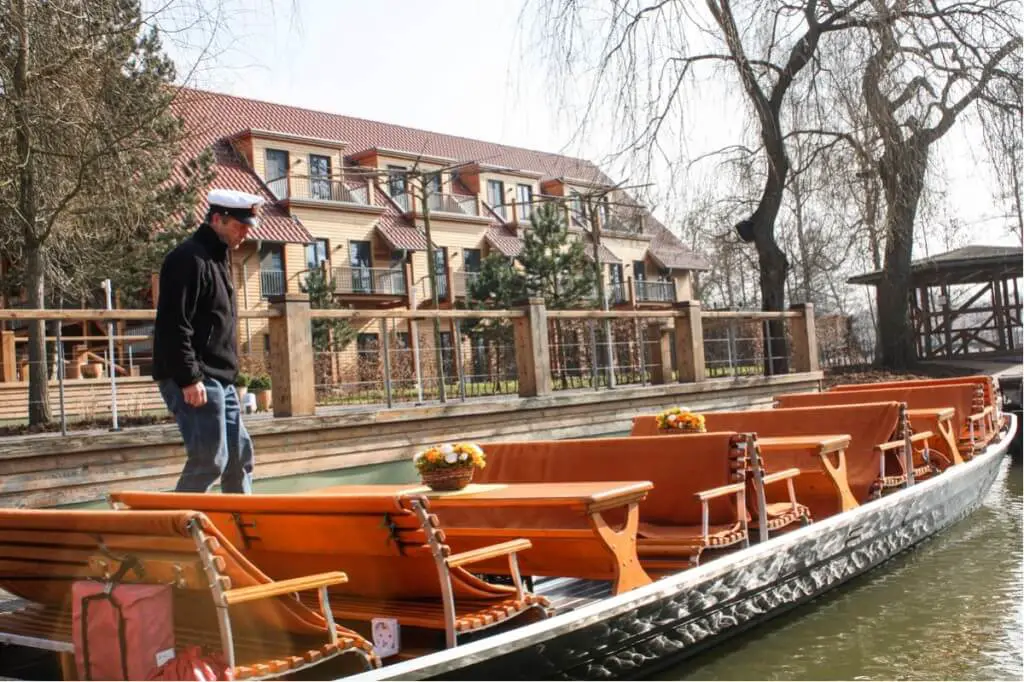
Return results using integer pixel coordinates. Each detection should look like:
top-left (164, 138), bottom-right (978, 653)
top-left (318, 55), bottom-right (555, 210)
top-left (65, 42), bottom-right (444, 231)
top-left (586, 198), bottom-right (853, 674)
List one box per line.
top-left (170, 89), bottom-right (707, 354)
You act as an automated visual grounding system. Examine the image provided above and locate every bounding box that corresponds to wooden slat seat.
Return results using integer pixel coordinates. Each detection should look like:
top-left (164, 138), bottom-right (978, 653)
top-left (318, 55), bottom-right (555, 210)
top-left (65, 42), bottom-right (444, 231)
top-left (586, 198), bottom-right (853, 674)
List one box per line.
top-left (0, 508), bottom-right (379, 680)
top-left (391, 481), bottom-right (655, 596)
top-left (628, 421), bottom-right (812, 539)
top-left (778, 385), bottom-right (978, 461)
top-left (828, 376), bottom-right (1001, 453)
top-left (470, 434), bottom-right (752, 574)
top-left (108, 491), bottom-right (552, 650)
top-left (634, 402), bottom-right (925, 519)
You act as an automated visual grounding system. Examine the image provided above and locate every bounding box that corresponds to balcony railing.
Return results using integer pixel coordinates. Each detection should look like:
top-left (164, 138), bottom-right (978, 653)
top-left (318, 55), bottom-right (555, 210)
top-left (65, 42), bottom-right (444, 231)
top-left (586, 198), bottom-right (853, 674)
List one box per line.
top-left (608, 282), bottom-right (628, 305)
top-left (635, 279), bottom-right (676, 303)
top-left (260, 270), bottom-right (286, 299)
top-left (453, 271), bottom-right (482, 298)
top-left (266, 176), bottom-right (371, 205)
top-left (392, 192), bottom-right (479, 216)
top-left (332, 266), bottom-right (407, 296)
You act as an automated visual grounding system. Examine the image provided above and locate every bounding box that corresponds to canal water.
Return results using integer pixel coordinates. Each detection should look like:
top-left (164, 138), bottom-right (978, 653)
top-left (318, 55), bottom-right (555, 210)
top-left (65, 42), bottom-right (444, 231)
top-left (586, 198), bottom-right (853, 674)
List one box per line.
top-left (660, 456), bottom-right (1023, 681)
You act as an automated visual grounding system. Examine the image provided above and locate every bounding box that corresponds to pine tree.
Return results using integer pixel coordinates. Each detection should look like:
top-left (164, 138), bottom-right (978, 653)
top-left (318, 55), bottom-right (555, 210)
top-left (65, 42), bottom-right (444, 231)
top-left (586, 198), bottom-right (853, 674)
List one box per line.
top-left (462, 253), bottom-right (526, 391)
top-left (518, 202), bottom-right (596, 309)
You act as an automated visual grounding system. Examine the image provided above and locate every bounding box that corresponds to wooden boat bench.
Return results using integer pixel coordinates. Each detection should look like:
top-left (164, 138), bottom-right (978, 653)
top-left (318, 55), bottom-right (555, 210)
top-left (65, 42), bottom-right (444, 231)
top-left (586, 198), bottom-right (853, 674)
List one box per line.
top-left (472, 434), bottom-right (753, 575)
top-left (405, 481), bottom-right (656, 596)
top-left (635, 402), bottom-right (931, 518)
top-left (108, 491), bottom-right (552, 650)
top-left (628, 420), bottom-right (812, 539)
top-left (778, 386), bottom-right (975, 463)
top-left (0, 508), bottom-right (380, 680)
top-left (828, 376), bottom-right (1000, 455)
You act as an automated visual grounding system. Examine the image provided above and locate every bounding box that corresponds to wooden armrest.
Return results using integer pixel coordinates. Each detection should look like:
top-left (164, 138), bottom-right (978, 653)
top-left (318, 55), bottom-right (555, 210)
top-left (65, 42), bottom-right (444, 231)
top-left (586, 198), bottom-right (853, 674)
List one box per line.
top-left (877, 431), bottom-right (933, 452)
top-left (446, 539), bottom-right (532, 569)
top-left (695, 481), bottom-right (746, 501)
top-left (223, 571), bottom-right (348, 606)
top-left (762, 468), bottom-right (801, 485)
top-left (967, 411), bottom-right (989, 422)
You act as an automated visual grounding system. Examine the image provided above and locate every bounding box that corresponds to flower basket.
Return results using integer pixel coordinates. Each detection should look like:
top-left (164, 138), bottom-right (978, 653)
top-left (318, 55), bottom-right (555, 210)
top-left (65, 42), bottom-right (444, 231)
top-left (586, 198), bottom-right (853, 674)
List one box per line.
top-left (414, 443), bottom-right (486, 492)
top-left (655, 406), bottom-right (707, 433)
top-left (420, 464), bottom-right (475, 491)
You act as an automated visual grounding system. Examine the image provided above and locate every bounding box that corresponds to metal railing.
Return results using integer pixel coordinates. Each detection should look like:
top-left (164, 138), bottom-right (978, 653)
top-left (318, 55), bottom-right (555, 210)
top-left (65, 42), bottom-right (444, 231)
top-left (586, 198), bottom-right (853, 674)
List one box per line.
top-left (702, 315), bottom-right (794, 378)
top-left (260, 270), bottom-right (286, 299)
top-left (265, 176), bottom-right (371, 205)
top-left (635, 280), bottom-right (676, 303)
top-left (313, 316), bottom-right (518, 407)
top-left (332, 266), bottom-right (407, 296)
top-left (392, 192), bottom-right (479, 216)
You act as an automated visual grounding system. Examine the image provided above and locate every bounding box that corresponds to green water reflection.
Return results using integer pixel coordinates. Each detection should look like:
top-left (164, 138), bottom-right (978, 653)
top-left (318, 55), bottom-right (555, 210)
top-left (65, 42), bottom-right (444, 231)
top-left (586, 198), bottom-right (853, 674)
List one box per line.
top-left (662, 457), bottom-right (1023, 681)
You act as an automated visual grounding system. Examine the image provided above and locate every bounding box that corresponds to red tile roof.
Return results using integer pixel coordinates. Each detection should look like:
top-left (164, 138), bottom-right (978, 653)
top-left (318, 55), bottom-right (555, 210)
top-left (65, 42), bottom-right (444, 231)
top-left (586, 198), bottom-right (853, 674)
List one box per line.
top-left (171, 88), bottom-right (707, 268)
top-left (485, 227), bottom-right (524, 257)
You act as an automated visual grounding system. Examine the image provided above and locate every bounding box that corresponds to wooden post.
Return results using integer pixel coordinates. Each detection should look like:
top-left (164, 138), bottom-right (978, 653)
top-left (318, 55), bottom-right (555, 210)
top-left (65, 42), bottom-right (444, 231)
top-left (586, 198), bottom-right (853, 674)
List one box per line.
top-left (150, 272), bottom-right (161, 307)
top-left (673, 300), bottom-right (705, 383)
top-left (646, 322), bottom-right (673, 385)
top-left (788, 302), bottom-right (820, 373)
top-left (514, 297), bottom-right (551, 397)
top-left (267, 293), bottom-right (315, 417)
top-left (0, 330), bottom-right (15, 382)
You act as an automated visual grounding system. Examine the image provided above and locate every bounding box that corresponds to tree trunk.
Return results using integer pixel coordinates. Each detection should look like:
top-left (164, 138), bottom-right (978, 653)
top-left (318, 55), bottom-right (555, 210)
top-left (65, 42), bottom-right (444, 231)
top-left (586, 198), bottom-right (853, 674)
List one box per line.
top-left (24, 243), bottom-right (52, 425)
top-left (876, 141), bottom-right (929, 370)
top-left (751, 146), bottom-right (791, 375)
top-left (791, 173), bottom-right (813, 305)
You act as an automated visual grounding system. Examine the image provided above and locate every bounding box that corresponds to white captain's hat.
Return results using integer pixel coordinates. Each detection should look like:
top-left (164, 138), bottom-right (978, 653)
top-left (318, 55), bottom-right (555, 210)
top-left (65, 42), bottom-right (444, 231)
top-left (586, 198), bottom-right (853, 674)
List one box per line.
top-left (207, 189), bottom-right (265, 226)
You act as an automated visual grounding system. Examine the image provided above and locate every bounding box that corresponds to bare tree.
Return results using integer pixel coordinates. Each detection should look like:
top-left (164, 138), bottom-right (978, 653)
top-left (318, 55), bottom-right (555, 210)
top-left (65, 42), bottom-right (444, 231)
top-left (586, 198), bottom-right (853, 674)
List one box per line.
top-left (529, 0), bottom-right (875, 371)
top-left (978, 60), bottom-right (1024, 244)
top-left (0, 0), bottom-right (227, 424)
top-left (858, 0), bottom-right (1021, 369)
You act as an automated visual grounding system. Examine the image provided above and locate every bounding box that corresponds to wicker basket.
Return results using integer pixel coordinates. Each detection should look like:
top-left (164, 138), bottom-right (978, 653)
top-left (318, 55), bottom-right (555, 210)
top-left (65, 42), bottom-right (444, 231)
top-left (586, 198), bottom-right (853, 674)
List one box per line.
top-left (420, 465), bottom-right (475, 491)
top-left (660, 425), bottom-right (706, 434)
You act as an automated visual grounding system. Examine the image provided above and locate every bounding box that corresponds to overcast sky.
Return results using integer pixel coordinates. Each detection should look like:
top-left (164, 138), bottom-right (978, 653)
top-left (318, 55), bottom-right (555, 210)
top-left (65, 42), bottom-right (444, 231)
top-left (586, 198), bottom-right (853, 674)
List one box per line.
top-left (147, 0), bottom-right (1019, 251)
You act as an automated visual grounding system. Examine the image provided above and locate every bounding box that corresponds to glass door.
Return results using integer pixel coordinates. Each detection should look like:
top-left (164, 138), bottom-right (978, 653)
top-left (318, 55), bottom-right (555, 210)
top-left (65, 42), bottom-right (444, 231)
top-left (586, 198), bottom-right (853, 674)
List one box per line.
top-left (309, 154), bottom-right (332, 200)
top-left (349, 241), bottom-right (373, 293)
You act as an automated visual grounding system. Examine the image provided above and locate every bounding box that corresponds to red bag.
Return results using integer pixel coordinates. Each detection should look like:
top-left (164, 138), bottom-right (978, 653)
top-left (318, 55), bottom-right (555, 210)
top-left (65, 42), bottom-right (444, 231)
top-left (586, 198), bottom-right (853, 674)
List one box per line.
top-left (147, 646), bottom-right (234, 681)
top-left (72, 580), bottom-right (176, 681)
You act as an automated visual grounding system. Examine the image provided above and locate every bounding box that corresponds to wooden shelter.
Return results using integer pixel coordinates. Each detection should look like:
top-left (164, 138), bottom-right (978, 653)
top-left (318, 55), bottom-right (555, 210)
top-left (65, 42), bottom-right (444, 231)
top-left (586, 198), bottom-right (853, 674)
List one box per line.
top-left (848, 245), bottom-right (1023, 360)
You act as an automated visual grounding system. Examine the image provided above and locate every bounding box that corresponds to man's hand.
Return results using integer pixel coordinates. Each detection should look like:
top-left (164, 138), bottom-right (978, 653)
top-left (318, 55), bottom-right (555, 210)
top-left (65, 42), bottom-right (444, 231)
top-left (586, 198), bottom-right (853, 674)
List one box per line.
top-left (183, 381), bottom-right (207, 407)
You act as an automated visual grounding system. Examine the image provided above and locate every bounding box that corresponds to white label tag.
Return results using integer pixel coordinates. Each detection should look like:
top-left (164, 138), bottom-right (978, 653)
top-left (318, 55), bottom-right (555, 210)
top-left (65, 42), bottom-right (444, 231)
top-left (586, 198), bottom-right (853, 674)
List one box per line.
top-left (371, 617), bottom-right (400, 658)
top-left (155, 648), bottom-right (176, 667)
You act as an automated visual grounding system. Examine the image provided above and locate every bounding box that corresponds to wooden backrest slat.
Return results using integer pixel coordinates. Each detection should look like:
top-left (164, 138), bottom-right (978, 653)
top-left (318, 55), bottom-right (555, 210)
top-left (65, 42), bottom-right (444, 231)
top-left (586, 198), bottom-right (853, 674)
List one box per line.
top-left (830, 375), bottom-right (995, 407)
top-left (475, 433), bottom-right (744, 527)
top-left (109, 491), bottom-right (477, 602)
top-left (632, 402), bottom-right (901, 502)
top-left (777, 385), bottom-right (976, 434)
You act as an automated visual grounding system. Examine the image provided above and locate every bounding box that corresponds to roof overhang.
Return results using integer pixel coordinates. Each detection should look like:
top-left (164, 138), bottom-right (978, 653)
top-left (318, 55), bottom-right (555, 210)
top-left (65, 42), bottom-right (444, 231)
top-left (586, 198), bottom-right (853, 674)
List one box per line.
top-left (348, 146), bottom-right (458, 167)
top-left (848, 252), bottom-right (1023, 287)
top-left (236, 128), bottom-right (349, 149)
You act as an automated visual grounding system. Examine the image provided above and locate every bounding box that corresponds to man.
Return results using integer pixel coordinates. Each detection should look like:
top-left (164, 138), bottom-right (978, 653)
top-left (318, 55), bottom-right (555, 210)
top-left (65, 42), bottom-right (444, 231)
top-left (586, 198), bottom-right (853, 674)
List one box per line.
top-left (152, 188), bottom-right (264, 494)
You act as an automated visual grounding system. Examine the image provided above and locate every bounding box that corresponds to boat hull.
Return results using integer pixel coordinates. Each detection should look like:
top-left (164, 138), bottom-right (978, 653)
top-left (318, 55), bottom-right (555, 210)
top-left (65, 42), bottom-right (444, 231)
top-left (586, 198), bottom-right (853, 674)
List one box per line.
top-left (351, 415), bottom-right (1016, 681)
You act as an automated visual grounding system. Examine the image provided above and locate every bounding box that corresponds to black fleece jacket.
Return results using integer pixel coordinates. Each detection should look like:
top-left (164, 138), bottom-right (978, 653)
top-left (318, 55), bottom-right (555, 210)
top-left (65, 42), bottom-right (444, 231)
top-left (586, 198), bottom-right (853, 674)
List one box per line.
top-left (152, 223), bottom-right (239, 387)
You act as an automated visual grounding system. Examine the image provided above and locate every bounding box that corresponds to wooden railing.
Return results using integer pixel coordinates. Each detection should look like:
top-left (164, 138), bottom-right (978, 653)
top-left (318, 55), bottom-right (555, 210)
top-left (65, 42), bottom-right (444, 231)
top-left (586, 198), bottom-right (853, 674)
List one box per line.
top-left (0, 301), bottom-right (819, 419)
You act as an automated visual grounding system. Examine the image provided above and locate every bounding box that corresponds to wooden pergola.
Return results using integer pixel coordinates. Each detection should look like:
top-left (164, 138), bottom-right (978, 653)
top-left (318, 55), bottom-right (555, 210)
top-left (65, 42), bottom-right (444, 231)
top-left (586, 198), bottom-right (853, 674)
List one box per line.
top-left (849, 245), bottom-right (1023, 360)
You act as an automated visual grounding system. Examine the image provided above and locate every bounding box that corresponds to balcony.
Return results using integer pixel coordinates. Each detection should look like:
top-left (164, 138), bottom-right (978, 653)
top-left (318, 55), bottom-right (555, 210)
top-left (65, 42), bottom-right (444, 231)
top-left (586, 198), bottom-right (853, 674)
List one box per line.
top-left (266, 176), bottom-right (372, 206)
top-left (332, 266), bottom-right (407, 297)
top-left (260, 270), bottom-right (285, 299)
top-left (635, 279), bottom-right (676, 303)
top-left (392, 192), bottom-right (480, 217)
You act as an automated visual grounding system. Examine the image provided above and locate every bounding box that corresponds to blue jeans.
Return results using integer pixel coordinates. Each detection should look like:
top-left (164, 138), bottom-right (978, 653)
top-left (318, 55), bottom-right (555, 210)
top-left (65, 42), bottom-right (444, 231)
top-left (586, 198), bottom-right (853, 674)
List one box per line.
top-left (158, 378), bottom-right (254, 494)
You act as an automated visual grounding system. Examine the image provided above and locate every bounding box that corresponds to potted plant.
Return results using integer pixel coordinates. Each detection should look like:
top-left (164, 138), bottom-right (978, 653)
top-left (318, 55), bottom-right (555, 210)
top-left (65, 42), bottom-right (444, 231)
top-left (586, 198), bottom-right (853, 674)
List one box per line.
top-left (249, 374), bottom-right (272, 412)
top-left (234, 372), bottom-right (250, 402)
top-left (655, 406), bottom-right (707, 433)
top-left (413, 442), bottom-right (487, 491)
